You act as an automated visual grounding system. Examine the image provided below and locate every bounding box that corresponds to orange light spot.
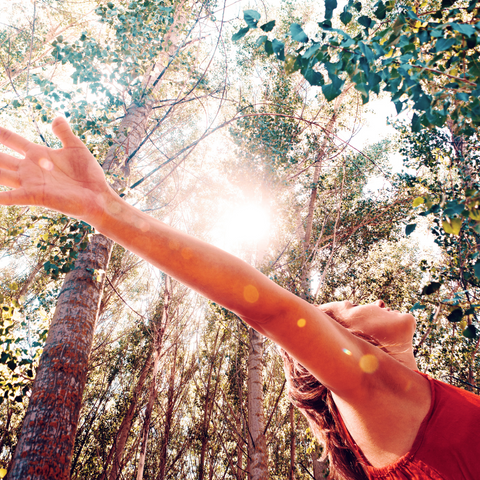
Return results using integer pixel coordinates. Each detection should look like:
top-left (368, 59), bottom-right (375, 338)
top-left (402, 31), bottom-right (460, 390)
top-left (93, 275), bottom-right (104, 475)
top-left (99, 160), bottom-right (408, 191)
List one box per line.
top-left (359, 354), bottom-right (379, 373)
top-left (297, 318), bottom-right (306, 328)
top-left (168, 240), bottom-right (180, 250)
top-left (244, 285), bottom-right (259, 303)
top-left (107, 201), bottom-right (122, 215)
top-left (39, 158), bottom-right (53, 171)
top-left (135, 218), bottom-right (150, 232)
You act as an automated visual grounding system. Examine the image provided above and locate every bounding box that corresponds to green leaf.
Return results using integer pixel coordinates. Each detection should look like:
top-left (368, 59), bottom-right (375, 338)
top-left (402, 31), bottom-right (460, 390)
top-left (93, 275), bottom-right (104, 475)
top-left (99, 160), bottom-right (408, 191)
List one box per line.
top-left (358, 16), bottom-right (373, 29)
top-left (232, 27), bottom-right (249, 42)
top-left (304, 68), bottom-right (324, 86)
top-left (264, 40), bottom-right (273, 55)
top-left (462, 325), bottom-right (477, 339)
top-left (290, 23), bottom-right (309, 43)
top-left (421, 282), bottom-right (442, 295)
top-left (272, 39), bottom-right (285, 60)
top-left (412, 113), bottom-right (421, 132)
top-left (405, 223), bottom-right (416, 236)
top-left (260, 20), bottom-right (275, 32)
top-left (435, 37), bottom-right (457, 52)
top-left (442, 218), bottom-right (462, 235)
top-left (340, 10), bottom-right (353, 25)
top-left (374, 0), bottom-right (387, 19)
top-left (256, 35), bottom-right (267, 47)
top-left (449, 23), bottom-right (476, 37)
top-left (474, 262), bottom-right (480, 281)
top-left (244, 10), bottom-right (260, 28)
top-left (321, 74), bottom-right (344, 101)
top-left (410, 302), bottom-right (426, 311)
top-left (303, 43), bottom-right (321, 59)
top-left (325, 0), bottom-right (338, 20)
top-left (447, 307), bottom-right (463, 322)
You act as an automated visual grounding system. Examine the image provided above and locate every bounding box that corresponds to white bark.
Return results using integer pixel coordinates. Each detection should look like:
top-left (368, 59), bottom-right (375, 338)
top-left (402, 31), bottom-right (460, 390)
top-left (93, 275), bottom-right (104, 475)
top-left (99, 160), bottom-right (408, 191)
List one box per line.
top-left (247, 327), bottom-right (268, 480)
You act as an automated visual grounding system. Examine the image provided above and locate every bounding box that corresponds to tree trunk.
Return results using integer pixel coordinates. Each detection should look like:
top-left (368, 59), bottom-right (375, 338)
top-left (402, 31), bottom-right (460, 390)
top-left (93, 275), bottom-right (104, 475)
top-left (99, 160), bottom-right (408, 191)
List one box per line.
top-left (7, 44), bottom-right (167, 480)
top-left (136, 278), bottom-right (171, 480)
top-left (97, 353), bottom-right (153, 480)
top-left (156, 348), bottom-right (177, 480)
top-left (247, 327), bottom-right (268, 480)
top-left (289, 404), bottom-right (295, 480)
top-left (299, 90), bottom-right (349, 300)
top-left (312, 451), bottom-right (328, 479)
top-left (7, 234), bottom-right (112, 480)
top-left (198, 329), bottom-right (223, 480)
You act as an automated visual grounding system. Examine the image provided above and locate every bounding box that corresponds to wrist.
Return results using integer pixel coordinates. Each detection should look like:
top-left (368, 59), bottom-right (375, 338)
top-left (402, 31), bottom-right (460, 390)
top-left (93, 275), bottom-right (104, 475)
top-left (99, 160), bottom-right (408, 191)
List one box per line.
top-left (87, 187), bottom-right (148, 240)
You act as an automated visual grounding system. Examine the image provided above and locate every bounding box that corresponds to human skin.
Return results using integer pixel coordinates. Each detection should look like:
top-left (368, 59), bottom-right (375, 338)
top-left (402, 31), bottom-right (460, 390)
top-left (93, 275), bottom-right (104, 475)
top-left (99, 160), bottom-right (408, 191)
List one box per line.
top-left (0, 118), bottom-right (431, 468)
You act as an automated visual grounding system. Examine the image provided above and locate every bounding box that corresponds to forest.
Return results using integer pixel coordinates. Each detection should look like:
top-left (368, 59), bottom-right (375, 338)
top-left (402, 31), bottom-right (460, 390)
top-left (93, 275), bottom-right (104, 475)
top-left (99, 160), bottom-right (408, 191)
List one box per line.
top-left (0, 0), bottom-right (479, 478)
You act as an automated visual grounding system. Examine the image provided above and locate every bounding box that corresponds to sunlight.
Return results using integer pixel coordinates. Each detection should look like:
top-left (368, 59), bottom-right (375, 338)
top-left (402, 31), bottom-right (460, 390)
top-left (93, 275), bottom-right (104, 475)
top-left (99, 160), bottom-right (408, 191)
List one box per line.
top-left (211, 203), bottom-right (271, 255)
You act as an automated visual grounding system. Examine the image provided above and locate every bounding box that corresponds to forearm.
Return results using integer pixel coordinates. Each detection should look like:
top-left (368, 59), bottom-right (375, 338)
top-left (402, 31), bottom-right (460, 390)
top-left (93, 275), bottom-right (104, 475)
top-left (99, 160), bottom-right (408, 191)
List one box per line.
top-left (91, 188), bottom-right (292, 322)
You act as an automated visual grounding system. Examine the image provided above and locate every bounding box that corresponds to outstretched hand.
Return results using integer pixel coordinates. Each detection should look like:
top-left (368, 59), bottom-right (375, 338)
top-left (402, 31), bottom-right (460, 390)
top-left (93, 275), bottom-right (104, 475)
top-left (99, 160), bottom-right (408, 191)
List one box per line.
top-left (0, 117), bottom-right (110, 222)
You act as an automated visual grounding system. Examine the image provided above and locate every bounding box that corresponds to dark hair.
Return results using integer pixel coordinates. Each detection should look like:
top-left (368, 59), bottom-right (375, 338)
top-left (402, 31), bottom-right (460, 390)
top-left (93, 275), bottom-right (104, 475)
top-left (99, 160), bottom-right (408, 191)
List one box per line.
top-left (280, 307), bottom-right (389, 480)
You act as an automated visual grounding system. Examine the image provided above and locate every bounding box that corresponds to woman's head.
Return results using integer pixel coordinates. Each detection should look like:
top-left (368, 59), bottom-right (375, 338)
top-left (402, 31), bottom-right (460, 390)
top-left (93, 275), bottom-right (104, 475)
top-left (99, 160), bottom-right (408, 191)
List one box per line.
top-left (319, 300), bottom-right (417, 370)
top-left (281, 299), bottom-right (417, 479)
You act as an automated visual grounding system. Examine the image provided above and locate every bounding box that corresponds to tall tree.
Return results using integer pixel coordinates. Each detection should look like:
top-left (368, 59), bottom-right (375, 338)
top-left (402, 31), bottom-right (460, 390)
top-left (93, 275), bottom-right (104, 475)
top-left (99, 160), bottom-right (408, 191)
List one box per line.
top-left (5, 1), bottom-right (221, 477)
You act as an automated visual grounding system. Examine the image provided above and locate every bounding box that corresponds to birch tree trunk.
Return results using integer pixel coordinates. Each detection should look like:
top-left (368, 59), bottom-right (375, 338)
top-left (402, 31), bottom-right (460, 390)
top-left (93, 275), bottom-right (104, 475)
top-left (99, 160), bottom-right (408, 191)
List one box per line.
top-left (247, 327), bottom-right (268, 480)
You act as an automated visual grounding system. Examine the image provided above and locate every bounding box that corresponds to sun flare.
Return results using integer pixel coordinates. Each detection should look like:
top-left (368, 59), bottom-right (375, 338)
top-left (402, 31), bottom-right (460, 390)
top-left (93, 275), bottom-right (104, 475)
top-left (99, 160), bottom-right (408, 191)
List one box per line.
top-left (212, 203), bottom-right (271, 254)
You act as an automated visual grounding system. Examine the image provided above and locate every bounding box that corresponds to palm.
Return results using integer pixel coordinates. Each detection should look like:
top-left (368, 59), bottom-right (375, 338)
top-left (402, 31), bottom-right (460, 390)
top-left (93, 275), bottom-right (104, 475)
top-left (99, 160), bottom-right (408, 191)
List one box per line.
top-left (0, 118), bottom-right (110, 222)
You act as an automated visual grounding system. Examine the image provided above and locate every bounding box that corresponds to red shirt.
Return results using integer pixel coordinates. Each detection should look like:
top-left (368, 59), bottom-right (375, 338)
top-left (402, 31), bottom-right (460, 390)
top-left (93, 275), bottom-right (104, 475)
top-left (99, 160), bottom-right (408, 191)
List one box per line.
top-left (339, 373), bottom-right (480, 479)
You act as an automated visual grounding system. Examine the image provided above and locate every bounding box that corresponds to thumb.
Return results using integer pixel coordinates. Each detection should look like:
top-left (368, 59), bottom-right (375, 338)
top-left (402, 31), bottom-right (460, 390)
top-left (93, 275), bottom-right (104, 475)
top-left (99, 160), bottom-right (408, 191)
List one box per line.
top-left (52, 117), bottom-right (84, 148)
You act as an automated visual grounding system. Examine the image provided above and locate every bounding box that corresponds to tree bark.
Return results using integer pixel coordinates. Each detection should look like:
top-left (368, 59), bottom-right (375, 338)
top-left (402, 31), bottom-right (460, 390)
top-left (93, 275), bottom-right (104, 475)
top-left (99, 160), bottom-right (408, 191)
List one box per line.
top-left (312, 450), bottom-right (328, 479)
top-left (7, 234), bottom-right (112, 480)
top-left (6, 10), bottom-right (184, 473)
top-left (247, 327), bottom-right (268, 480)
top-left (298, 90), bottom-right (349, 300)
top-left (156, 347), bottom-right (177, 480)
top-left (136, 278), bottom-right (171, 480)
top-left (96, 353), bottom-right (153, 480)
top-left (289, 404), bottom-right (295, 480)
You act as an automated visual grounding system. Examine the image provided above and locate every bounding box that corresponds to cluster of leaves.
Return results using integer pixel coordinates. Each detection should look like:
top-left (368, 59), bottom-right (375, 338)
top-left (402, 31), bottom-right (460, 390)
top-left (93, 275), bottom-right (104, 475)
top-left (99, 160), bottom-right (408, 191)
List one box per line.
top-left (398, 125), bottom-right (479, 339)
top-left (0, 294), bottom-right (43, 405)
top-left (234, 0), bottom-right (480, 133)
top-left (34, 216), bottom-right (93, 280)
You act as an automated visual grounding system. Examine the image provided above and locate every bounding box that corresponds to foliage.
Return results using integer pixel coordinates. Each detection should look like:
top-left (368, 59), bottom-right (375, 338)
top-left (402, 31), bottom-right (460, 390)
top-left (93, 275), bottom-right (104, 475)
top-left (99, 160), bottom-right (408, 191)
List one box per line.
top-left (234, 0), bottom-right (480, 131)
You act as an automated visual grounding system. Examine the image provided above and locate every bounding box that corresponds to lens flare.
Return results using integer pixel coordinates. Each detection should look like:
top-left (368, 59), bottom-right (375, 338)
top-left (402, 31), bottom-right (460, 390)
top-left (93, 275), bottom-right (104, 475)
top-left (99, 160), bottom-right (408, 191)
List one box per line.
top-left (39, 158), bottom-right (53, 171)
top-left (243, 285), bottom-right (259, 303)
top-left (342, 348), bottom-right (352, 356)
top-left (297, 318), bottom-right (306, 328)
top-left (359, 354), bottom-right (379, 373)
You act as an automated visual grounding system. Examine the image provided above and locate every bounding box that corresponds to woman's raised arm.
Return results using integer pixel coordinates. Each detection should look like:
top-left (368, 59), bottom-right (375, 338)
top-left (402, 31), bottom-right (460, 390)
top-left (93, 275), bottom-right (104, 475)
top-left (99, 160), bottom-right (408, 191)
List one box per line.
top-left (0, 119), bottom-right (410, 401)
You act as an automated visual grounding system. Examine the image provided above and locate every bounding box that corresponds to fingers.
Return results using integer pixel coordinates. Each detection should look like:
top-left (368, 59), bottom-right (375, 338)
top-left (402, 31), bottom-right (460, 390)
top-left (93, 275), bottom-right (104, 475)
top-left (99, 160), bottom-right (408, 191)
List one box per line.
top-left (0, 188), bottom-right (28, 206)
top-left (0, 152), bottom-right (20, 171)
top-left (52, 117), bottom-right (84, 149)
top-left (0, 126), bottom-right (32, 155)
top-left (0, 169), bottom-right (19, 188)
